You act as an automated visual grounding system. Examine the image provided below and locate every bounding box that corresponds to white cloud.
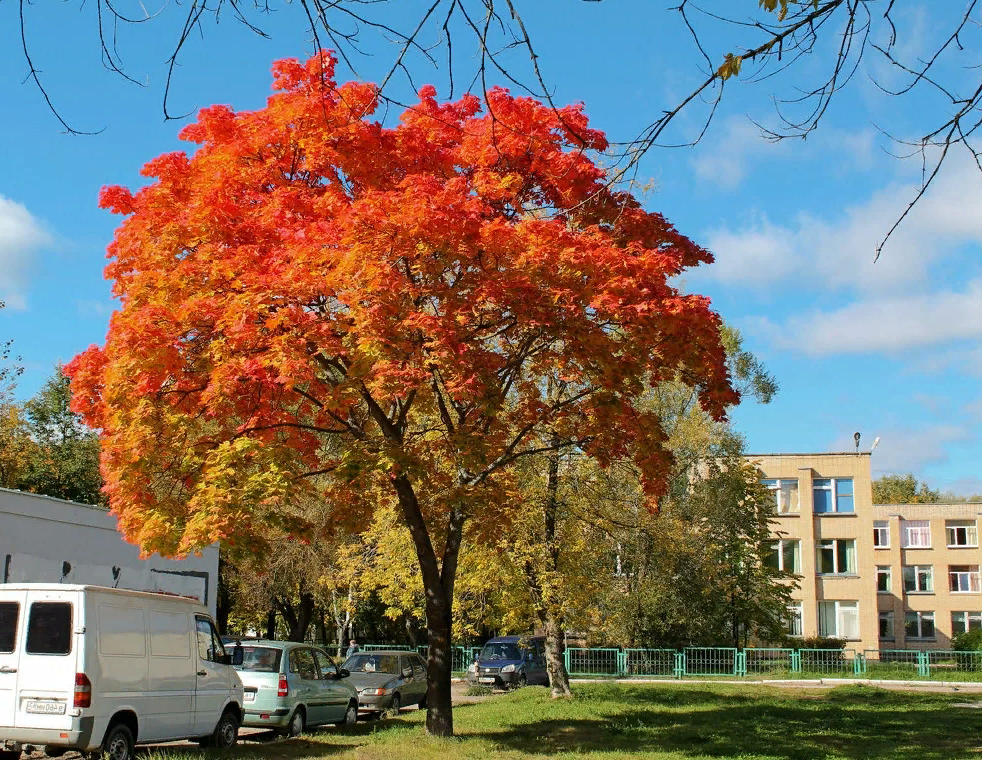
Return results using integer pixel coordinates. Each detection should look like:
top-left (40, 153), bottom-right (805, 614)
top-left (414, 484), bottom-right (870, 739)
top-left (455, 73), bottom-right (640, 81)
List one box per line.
top-left (744, 278), bottom-right (982, 355)
top-left (699, 157), bottom-right (982, 293)
top-left (0, 196), bottom-right (51, 310)
top-left (691, 118), bottom-right (790, 190)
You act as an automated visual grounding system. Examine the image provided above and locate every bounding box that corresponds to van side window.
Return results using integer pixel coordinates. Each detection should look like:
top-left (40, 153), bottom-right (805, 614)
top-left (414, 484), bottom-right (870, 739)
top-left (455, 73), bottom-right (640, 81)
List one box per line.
top-left (26, 602), bottom-right (72, 655)
top-left (0, 603), bottom-right (19, 653)
top-left (194, 617), bottom-right (226, 663)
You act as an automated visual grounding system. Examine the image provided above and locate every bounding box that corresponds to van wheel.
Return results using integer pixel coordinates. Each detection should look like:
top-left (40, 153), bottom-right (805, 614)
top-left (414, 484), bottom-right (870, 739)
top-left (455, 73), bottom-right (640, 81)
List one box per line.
top-left (43, 748), bottom-right (67, 758)
top-left (515, 674), bottom-right (527, 689)
top-left (284, 708), bottom-right (305, 737)
top-left (0, 751), bottom-right (20, 760)
top-left (101, 724), bottom-right (134, 760)
top-left (211, 709), bottom-right (239, 750)
top-left (336, 701), bottom-right (357, 726)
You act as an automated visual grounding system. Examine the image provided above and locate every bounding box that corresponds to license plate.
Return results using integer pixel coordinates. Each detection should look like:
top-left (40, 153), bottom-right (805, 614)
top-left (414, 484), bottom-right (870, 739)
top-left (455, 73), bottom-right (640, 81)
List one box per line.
top-left (478, 677), bottom-right (495, 684)
top-left (244, 692), bottom-right (256, 703)
top-left (25, 700), bottom-right (66, 715)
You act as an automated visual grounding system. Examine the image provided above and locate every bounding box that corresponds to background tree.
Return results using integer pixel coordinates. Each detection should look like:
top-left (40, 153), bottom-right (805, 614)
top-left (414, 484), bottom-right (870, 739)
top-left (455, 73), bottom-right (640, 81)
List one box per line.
top-left (67, 52), bottom-right (737, 736)
top-left (18, 366), bottom-right (103, 505)
top-left (872, 473), bottom-right (943, 505)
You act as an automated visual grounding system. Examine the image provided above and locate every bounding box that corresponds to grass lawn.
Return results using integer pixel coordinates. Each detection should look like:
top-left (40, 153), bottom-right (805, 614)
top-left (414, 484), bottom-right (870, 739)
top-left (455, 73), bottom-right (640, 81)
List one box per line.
top-left (164, 683), bottom-right (982, 760)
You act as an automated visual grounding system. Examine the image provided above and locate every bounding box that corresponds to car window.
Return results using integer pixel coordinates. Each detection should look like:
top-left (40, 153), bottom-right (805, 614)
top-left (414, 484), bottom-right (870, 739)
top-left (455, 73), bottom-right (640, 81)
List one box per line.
top-left (237, 646), bottom-right (282, 672)
top-left (412, 656), bottom-right (426, 676)
top-left (343, 653), bottom-right (399, 674)
top-left (313, 650), bottom-right (337, 679)
top-left (0, 603), bottom-right (19, 654)
top-left (289, 648), bottom-right (319, 679)
top-left (195, 617), bottom-right (226, 663)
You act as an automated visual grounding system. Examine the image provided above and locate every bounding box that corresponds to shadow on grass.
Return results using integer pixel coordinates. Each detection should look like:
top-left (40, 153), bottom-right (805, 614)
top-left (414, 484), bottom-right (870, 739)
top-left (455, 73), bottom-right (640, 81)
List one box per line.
top-left (477, 685), bottom-right (982, 759)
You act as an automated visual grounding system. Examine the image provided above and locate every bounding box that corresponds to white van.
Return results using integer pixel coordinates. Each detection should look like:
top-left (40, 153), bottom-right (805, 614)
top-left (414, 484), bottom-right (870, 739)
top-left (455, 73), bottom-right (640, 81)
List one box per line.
top-left (0, 584), bottom-right (244, 760)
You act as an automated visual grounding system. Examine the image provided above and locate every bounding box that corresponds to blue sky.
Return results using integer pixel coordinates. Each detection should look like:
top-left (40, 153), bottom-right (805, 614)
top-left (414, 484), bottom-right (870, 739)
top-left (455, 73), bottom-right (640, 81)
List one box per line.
top-left (1, 2), bottom-right (979, 493)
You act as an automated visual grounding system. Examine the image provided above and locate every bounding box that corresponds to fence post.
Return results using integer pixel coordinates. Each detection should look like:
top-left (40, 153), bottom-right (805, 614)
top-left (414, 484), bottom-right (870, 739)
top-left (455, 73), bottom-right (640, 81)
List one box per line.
top-left (853, 652), bottom-right (864, 677)
top-left (674, 651), bottom-right (686, 678)
top-left (736, 650), bottom-right (747, 677)
top-left (791, 649), bottom-right (801, 674)
top-left (563, 648), bottom-right (571, 674)
top-left (617, 651), bottom-right (627, 677)
top-left (918, 650), bottom-right (929, 678)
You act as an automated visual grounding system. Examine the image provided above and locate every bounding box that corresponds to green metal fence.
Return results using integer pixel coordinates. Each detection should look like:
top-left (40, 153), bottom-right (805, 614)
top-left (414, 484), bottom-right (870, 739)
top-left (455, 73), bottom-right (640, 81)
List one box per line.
top-left (356, 643), bottom-right (982, 681)
top-left (623, 648), bottom-right (677, 678)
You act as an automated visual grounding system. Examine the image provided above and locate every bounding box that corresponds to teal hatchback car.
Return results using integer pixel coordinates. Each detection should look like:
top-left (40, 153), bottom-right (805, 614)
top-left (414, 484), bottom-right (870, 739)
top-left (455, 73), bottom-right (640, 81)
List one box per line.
top-left (232, 640), bottom-right (359, 735)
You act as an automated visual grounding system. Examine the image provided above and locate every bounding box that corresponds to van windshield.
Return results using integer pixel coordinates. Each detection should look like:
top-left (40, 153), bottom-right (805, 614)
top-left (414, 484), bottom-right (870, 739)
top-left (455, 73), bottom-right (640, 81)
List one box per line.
top-left (480, 643), bottom-right (521, 661)
top-left (236, 646), bottom-right (282, 672)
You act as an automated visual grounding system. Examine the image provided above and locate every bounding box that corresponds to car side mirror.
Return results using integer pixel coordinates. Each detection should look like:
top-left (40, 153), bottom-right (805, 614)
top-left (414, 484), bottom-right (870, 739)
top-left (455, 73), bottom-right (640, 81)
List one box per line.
top-left (339, 668), bottom-right (350, 678)
top-left (231, 646), bottom-right (244, 666)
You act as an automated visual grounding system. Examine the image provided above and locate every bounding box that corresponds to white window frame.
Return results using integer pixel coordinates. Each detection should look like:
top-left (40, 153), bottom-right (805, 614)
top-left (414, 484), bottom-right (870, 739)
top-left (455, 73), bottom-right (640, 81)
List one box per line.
top-left (784, 602), bottom-right (803, 637)
top-left (952, 611), bottom-right (982, 634)
top-left (949, 565), bottom-right (982, 593)
top-left (902, 565), bottom-right (934, 593)
top-left (818, 600), bottom-right (859, 639)
top-left (816, 539), bottom-right (857, 575)
top-left (901, 520), bottom-right (932, 548)
top-left (879, 610), bottom-right (895, 640)
top-left (946, 521), bottom-right (979, 548)
top-left (812, 477), bottom-right (855, 514)
top-left (873, 520), bottom-right (890, 548)
top-left (768, 539), bottom-right (801, 574)
top-left (761, 479), bottom-right (800, 514)
top-left (876, 565), bottom-right (892, 593)
top-left (905, 610), bottom-right (935, 640)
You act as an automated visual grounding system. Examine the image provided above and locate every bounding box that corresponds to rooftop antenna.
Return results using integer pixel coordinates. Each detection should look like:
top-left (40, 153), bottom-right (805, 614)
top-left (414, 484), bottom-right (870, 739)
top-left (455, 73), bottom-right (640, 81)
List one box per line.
top-left (853, 431), bottom-right (861, 454)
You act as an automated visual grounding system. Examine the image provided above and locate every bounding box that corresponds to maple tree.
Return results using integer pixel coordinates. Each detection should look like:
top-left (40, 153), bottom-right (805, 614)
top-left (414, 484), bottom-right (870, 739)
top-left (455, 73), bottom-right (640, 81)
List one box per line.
top-left (67, 51), bottom-right (737, 736)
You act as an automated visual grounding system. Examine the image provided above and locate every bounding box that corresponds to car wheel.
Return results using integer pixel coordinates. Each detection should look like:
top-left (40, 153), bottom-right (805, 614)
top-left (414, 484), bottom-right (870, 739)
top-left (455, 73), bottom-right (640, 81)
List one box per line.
top-left (336, 700), bottom-right (358, 726)
top-left (210, 709), bottom-right (239, 749)
top-left (101, 724), bottom-right (134, 760)
top-left (418, 691), bottom-right (427, 709)
top-left (387, 693), bottom-right (401, 717)
top-left (515, 674), bottom-right (527, 689)
top-left (285, 707), bottom-right (305, 738)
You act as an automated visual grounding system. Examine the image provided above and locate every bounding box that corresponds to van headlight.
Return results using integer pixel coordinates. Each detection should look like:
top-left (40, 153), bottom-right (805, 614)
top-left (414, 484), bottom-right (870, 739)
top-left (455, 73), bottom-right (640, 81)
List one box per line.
top-left (501, 664), bottom-right (515, 673)
top-left (467, 663), bottom-right (477, 673)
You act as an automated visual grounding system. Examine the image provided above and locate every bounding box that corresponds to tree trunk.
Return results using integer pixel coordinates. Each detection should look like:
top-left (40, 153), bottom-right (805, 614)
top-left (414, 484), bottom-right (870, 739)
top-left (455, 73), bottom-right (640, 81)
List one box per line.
top-left (264, 608), bottom-right (276, 640)
top-left (392, 473), bottom-right (457, 737)
top-left (542, 614), bottom-right (571, 697)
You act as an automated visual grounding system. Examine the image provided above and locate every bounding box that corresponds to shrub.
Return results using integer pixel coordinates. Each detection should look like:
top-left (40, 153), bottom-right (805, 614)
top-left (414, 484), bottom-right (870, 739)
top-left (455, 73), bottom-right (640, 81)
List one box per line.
top-left (798, 636), bottom-right (847, 651)
top-left (464, 684), bottom-right (493, 697)
top-left (952, 629), bottom-right (982, 652)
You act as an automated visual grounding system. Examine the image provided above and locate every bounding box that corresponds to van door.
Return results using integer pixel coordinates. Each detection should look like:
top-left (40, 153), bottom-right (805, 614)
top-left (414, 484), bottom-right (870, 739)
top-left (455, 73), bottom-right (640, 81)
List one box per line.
top-left (0, 592), bottom-right (25, 727)
top-left (15, 590), bottom-right (78, 732)
top-left (192, 616), bottom-right (229, 735)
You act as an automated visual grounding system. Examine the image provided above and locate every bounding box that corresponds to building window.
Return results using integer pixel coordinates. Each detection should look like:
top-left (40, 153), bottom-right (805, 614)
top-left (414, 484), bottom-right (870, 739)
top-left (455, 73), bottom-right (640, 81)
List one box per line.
top-left (813, 478), bottom-right (854, 514)
top-left (876, 566), bottom-right (892, 593)
top-left (818, 600), bottom-right (859, 639)
top-left (761, 479), bottom-right (800, 513)
top-left (952, 611), bottom-right (982, 634)
top-left (905, 610), bottom-right (935, 640)
top-left (816, 539), bottom-right (857, 575)
top-left (903, 565), bottom-right (934, 593)
top-left (784, 603), bottom-right (803, 637)
top-left (901, 520), bottom-right (932, 548)
top-left (947, 520), bottom-right (979, 548)
top-left (949, 565), bottom-right (982, 593)
top-left (873, 520), bottom-right (890, 548)
top-left (879, 610), bottom-right (895, 639)
top-left (766, 539), bottom-right (801, 573)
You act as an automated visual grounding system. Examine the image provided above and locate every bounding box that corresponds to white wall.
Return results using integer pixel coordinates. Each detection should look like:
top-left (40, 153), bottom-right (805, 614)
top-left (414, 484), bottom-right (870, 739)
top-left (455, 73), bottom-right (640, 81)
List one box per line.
top-left (0, 488), bottom-right (219, 617)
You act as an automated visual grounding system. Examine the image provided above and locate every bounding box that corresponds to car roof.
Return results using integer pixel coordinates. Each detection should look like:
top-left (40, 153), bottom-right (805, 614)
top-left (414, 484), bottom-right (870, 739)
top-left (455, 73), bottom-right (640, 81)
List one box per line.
top-left (227, 639), bottom-right (327, 651)
top-left (348, 649), bottom-right (421, 657)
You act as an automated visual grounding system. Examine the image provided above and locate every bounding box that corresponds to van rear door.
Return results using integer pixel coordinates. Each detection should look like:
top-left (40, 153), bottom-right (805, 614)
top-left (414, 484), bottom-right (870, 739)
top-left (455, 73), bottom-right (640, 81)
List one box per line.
top-left (15, 589), bottom-right (78, 731)
top-left (0, 591), bottom-right (26, 728)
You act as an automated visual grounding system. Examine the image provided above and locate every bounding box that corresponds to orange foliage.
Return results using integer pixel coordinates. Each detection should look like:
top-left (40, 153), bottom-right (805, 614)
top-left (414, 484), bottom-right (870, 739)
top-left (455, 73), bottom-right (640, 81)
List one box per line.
top-left (67, 52), bottom-right (737, 558)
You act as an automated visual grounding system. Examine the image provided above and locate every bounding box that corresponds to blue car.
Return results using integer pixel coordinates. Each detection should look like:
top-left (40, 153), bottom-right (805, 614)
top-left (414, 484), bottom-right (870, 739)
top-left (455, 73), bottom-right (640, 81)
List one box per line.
top-left (465, 635), bottom-right (548, 689)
